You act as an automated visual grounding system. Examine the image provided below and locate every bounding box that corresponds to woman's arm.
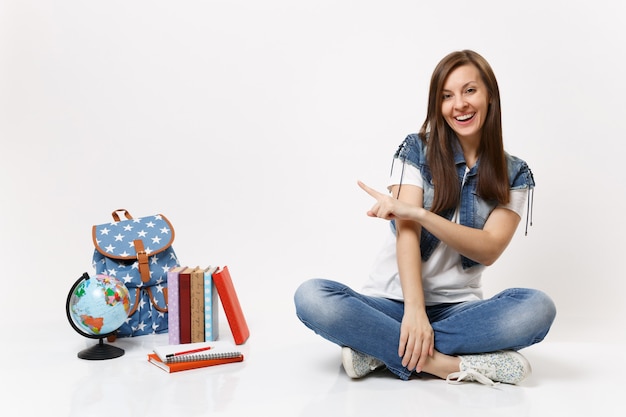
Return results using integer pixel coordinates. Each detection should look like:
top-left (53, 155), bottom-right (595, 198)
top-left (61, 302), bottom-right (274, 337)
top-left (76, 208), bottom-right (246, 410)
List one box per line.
top-left (388, 184), bottom-right (434, 373)
top-left (358, 180), bottom-right (521, 266)
top-left (416, 205), bottom-right (520, 266)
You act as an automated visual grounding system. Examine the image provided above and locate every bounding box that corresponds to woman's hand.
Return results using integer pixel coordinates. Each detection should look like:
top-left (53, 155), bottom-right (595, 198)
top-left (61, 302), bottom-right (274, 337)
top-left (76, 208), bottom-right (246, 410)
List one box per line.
top-left (398, 306), bottom-right (434, 373)
top-left (358, 180), bottom-right (421, 221)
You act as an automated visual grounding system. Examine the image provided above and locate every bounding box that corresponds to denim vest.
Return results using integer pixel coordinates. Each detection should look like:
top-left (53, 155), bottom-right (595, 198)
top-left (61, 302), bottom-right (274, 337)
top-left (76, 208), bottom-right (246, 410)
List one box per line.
top-left (390, 133), bottom-right (535, 269)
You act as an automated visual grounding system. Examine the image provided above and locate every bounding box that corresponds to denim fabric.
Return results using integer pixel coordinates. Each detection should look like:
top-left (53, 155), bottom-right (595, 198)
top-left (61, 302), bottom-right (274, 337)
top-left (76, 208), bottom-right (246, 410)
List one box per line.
top-left (294, 278), bottom-right (556, 380)
top-left (391, 134), bottom-right (536, 269)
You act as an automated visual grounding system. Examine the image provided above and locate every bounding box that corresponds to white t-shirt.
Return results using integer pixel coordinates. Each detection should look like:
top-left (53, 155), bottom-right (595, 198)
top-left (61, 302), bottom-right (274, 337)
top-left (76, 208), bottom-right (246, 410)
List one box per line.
top-left (361, 159), bottom-right (528, 305)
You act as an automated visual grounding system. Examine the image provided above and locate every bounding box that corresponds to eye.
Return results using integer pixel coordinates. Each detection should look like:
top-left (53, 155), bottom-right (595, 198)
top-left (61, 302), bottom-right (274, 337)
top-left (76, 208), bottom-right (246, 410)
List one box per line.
top-left (442, 93), bottom-right (453, 100)
top-left (465, 87), bottom-right (476, 94)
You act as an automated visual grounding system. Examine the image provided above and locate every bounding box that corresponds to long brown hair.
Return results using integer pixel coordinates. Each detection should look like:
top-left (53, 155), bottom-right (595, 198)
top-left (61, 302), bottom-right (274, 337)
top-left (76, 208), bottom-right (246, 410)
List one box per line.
top-left (419, 50), bottom-right (509, 213)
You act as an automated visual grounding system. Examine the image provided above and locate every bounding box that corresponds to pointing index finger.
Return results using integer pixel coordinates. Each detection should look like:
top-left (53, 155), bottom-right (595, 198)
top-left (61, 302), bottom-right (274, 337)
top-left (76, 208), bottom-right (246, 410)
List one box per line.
top-left (357, 180), bottom-right (383, 198)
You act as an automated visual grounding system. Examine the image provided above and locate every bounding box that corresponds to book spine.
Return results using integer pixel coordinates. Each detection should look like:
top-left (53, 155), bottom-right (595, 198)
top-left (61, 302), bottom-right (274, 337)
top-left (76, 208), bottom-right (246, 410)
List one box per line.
top-left (190, 267), bottom-right (205, 343)
top-left (204, 266), bottom-right (219, 341)
top-left (178, 267), bottom-right (193, 344)
top-left (167, 267), bottom-right (182, 345)
top-left (213, 265), bottom-right (250, 345)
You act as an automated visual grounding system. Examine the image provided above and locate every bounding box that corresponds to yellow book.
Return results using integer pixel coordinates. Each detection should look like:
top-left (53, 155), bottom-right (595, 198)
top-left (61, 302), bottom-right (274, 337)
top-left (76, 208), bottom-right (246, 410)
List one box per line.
top-left (190, 266), bottom-right (205, 343)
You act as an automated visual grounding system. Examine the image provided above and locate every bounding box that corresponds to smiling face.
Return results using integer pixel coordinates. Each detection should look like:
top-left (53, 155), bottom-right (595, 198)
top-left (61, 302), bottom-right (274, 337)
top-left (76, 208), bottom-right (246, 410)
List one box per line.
top-left (441, 64), bottom-right (490, 144)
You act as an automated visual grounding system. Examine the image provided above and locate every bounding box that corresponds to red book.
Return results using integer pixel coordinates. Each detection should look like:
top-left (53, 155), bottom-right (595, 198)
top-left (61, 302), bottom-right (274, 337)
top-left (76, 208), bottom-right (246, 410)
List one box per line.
top-left (213, 266), bottom-right (250, 345)
top-left (147, 353), bottom-right (243, 373)
top-left (178, 267), bottom-right (195, 344)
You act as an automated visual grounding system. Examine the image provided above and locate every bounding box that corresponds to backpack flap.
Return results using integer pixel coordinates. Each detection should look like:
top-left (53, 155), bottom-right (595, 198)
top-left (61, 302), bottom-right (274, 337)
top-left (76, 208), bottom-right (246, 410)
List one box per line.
top-left (92, 210), bottom-right (176, 287)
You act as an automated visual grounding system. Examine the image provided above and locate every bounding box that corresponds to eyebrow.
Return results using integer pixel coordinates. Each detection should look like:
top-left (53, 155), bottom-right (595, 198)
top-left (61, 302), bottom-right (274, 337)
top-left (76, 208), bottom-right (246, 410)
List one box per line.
top-left (442, 81), bottom-right (478, 92)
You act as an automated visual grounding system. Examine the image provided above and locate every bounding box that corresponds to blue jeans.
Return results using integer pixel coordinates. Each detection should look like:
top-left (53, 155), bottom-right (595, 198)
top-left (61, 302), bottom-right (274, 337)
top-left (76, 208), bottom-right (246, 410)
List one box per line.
top-left (294, 278), bottom-right (556, 380)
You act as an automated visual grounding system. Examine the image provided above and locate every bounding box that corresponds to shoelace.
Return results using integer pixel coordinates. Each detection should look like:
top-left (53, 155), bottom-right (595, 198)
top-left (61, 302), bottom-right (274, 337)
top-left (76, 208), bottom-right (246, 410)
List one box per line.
top-left (446, 369), bottom-right (500, 387)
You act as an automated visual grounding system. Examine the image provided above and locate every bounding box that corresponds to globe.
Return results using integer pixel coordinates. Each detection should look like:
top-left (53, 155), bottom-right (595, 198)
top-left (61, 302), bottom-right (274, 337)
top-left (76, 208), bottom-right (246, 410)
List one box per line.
top-left (66, 272), bottom-right (130, 360)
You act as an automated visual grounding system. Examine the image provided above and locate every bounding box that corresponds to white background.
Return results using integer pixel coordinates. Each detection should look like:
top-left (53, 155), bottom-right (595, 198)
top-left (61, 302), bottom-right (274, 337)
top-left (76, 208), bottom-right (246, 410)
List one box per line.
top-left (1, 0), bottom-right (625, 345)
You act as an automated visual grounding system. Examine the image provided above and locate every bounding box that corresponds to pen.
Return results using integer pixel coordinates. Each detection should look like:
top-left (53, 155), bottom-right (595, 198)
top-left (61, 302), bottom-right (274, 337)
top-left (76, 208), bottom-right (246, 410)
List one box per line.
top-left (166, 346), bottom-right (212, 358)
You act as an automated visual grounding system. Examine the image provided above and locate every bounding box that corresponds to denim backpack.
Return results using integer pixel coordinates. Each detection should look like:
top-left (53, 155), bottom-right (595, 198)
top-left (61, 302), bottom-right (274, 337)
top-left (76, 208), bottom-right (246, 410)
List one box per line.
top-left (92, 209), bottom-right (179, 337)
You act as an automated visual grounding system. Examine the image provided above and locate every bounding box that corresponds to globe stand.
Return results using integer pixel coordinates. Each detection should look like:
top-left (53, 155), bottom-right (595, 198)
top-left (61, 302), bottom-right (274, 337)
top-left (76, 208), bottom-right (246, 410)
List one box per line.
top-left (77, 337), bottom-right (125, 360)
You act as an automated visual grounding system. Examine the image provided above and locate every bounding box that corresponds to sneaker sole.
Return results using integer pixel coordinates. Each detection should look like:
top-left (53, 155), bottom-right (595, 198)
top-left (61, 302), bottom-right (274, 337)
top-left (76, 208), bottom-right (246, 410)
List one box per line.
top-left (341, 347), bottom-right (360, 378)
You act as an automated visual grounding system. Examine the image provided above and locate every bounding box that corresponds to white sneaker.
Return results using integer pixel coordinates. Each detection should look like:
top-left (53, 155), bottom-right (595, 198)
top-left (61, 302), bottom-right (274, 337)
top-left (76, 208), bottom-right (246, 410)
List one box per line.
top-left (341, 347), bottom-right (384, 378)
top-left (447, 350), bottom-right (532, 386)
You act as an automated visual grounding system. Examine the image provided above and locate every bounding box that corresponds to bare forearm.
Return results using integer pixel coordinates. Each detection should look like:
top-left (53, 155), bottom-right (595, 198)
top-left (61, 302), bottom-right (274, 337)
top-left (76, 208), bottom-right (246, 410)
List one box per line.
top-left (395, 222), bottom-right (426, 308)
top-left (395, 219), bottom-right (434, 371)
top-left (358, 181), bottom-right (518, 266)
top-left (413, 206), bottom-right (519, 266)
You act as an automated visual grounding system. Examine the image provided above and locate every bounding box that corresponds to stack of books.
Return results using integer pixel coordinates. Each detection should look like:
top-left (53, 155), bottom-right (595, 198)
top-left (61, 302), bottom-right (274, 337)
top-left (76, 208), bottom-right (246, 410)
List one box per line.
top-left (148, 340), bottom-right (244, 373)
top-left (166, 265), bottom-right (250, 346)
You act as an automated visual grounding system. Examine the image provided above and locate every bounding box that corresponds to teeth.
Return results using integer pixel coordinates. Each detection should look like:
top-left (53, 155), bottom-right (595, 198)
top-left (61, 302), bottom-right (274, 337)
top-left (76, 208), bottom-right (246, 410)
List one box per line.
top-left (456, 113), bottom-right (474, 121)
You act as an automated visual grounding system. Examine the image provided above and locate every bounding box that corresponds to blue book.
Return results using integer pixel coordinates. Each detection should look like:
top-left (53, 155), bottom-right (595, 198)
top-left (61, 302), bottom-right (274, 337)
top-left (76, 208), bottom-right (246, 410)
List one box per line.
top-left (203, 266), bottom-right (219, 341)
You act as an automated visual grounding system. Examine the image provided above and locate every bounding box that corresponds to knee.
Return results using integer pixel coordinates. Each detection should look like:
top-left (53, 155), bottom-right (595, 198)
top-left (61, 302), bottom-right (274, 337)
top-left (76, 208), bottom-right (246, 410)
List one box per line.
top-left (494, 289), bottom-right (557, 349)
top-left (531, 289), bottom-right (557, 327)
top-left (293, 278), bottom-right (327, 320)
top-left (503, 288), bottom-right (556, 325)
top-left (514, 289), bottom-right (557, 342)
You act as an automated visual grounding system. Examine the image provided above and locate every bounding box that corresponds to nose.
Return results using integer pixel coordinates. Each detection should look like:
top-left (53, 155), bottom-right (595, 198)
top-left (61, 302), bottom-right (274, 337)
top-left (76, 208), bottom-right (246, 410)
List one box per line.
top-left (453, 95), bottom-right (467, 110)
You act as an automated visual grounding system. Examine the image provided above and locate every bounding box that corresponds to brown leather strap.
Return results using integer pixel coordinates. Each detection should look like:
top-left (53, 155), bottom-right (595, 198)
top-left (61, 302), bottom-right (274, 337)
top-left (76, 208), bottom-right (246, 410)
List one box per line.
top-left (133, 239), bottom-right (151, 283)
top-left (126, 287), bottom-right (169, 316)
top-left (112, 209), bottom-right (133, 222)
top-left (146, 287), bottom-right (168, 313)
top-left (127, 288), bottom-right (141, 316)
